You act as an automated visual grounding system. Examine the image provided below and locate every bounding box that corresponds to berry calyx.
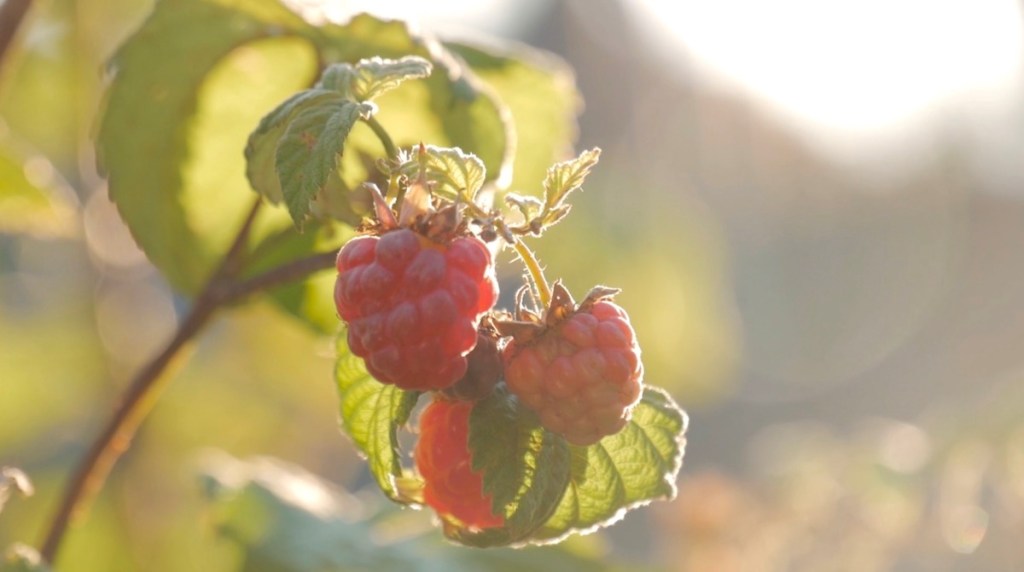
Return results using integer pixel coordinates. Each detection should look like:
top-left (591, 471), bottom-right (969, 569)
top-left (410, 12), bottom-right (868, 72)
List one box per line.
top-left (501, 284), bottom-right (643, 446)
top-left (335, 227), bottom-right (499, 391)
top-left (414, 397), bottom-right (504, 529)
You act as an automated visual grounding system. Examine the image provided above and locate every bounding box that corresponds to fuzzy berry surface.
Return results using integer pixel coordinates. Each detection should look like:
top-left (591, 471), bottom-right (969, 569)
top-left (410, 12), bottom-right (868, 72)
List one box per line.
top-left (334, 229), bottom-right (499, 391)
top-left (503, 300), bottom-right (643, 446)
top-left (414, 397), bottom-right (504, 529)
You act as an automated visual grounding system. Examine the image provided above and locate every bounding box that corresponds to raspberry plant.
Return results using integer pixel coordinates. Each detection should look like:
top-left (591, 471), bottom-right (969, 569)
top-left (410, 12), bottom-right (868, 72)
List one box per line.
top-left (5, 0), bottom-right (688, 566)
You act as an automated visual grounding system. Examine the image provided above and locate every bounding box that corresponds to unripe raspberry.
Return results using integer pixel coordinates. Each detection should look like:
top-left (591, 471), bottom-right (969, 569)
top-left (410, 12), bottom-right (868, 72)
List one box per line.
top-left (442, 331), bottom-right (502, 401)
top-left (503, 294), bottom-right (643, 446)
top-left (334, 229), bottom-right (499, 391)
top-left (414, 397), bottom-right (504, 529)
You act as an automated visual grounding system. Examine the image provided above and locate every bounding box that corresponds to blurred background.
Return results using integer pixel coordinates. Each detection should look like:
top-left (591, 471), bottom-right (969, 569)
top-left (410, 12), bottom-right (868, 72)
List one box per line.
top-left (3, 0), bottom-right (1024, 570)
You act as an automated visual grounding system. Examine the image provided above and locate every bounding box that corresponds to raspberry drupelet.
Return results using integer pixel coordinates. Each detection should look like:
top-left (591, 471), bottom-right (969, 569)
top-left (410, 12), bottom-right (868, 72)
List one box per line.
top-left (502, 286), bottom-right (643, 446)
top-left (335, 228), bottom-right (499, 391)
top-left (414, 397), bottom-right (504, 529)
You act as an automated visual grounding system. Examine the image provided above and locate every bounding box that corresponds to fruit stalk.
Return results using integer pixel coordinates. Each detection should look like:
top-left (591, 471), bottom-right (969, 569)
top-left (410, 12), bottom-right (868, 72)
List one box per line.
top-left (511, 239), bottom-right (551, 309)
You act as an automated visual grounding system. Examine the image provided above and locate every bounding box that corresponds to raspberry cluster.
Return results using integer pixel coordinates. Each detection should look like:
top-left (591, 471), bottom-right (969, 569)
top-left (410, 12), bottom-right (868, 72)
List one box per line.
top-left (334, 228), bottom-right (498, 391)
top-left (414, 397), bottom-right (504, 529)
top-left (332, 166), bottom-right (647, 527)
top-left (502, 296), bottom-right (644, 446)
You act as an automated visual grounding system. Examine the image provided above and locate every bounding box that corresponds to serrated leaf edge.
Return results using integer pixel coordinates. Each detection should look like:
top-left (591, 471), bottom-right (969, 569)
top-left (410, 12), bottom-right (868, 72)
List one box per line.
top-left (525, 386), bottom-right (689, 546)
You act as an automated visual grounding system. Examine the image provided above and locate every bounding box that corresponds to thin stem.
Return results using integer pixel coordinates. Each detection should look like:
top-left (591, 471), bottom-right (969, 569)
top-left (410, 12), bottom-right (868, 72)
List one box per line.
top-left (0, 0), bottom-right (32, 69)
top-left (511, 239), bottom-right (551, 309)
top-left (39, 200), bottom-right (263, 566)
top-left (226, 250), bottom-right (337, 301)
top-left (39, 295), bottom-right (218, 564)
top-left (364, 116), bottom-right (399, 160)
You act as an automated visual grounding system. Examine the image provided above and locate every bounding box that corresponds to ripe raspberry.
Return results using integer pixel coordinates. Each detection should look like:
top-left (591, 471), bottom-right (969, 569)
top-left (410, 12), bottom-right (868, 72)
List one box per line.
top-left (414, 397), bottom-right (504, 529)
top-left (502, 294), bottom-right (643, 446)
top-left (334, 228), bottom-right (499, 391)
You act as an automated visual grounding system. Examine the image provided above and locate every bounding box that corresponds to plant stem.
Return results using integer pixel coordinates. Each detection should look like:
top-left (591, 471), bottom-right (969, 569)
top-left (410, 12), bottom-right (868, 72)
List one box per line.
top-left (36, 201), bottom-right (344, 566)
top-left (0, 0), bottom-right (32, 69)
top-left (226, 250), bottom-right (337, 300)
top-left (511, 239), bottom-right (551, 309)
top-left (364, 116), bottom-right (399, 160)
top-left (39, 291), bottom-right (218, 564)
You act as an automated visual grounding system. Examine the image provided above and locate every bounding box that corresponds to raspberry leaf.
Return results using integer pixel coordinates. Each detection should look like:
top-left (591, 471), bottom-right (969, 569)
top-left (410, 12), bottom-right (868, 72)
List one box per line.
top-left (453, 387), bottom-right (571, 547)
top-left (531, 386), bottom-right (688, 543)
top-left (246, 89), bottom-right (346, 205)
top-left (99, 2), bottom-right (511, 295)
top-left (318, 56), bottom-right (433, 102)
top-left (406, 145), bottom-right (486, 201)
top-left (447, 42), bottom-right (582, 193)
top-left (98, 0), bottom-right (319, 292)
top-left (537, 147), bottom-right (601, 230)
top-left (335, 334), bottom-right (422, 503)
top-left (275, 97), bottom-right (374, 226)
top-left (199, 454), bottom-right (608, 572)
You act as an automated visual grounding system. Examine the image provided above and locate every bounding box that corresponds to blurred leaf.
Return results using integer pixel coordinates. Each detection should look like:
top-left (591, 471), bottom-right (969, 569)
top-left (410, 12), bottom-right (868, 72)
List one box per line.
top-left (450, 387), bottom-right (570, 547)
top-left (533, 387), bottom-right (688, 542)
top-left (275, 97), bottom-right (372, 225)
top-left (0, 142), bottom-right (76, 238)
top-left (1, 545), bottom-right (49, 572)
top-left (319, 56), bottom-right (433, 102)
top-left (199, 454), bottom-right (610, 572)
top-left (240, 222), bottom-right (348, 333)
top-left (0, 468), bottom-right (33, 515)
top-left (98, 0), bottom-right (319, 292)
top-left (335, 333), bottom-right (421, 503)
top-left (447, 41), bottom-right (581, 193)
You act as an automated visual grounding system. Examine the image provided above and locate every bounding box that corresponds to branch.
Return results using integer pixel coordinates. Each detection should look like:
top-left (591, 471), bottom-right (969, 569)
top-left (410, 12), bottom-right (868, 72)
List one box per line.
top-left (39, 200), bottom-right (263, 565)
top-left (0, 0), bottom-right (32, 69)
top-left (39, 293), bottom-right (219, 563)
top-left (226, 250), bottom-right (337, 302)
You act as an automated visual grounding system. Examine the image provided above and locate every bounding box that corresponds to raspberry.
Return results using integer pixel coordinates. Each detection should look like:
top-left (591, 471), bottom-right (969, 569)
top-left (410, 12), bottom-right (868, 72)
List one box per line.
top-left (334, 228), bottom-right (499, 391)
top-left (503, 297), bottom-right (643, 446)
top-left (442, 330), bottom-right (502, 401)
top-left (414, 397), bottom-right (504, 529)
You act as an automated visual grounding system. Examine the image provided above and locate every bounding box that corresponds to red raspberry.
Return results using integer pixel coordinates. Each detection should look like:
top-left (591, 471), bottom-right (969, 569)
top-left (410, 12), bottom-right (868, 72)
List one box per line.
top-left (414, 397), bottom-right (504, 529)
top-left (503, 299), bottom-right (643, 446)
top-left (334, 229), bottom-right (499, 391)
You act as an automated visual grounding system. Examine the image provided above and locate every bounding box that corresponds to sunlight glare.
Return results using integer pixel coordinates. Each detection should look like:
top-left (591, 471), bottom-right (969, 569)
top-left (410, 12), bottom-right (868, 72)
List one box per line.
top-left (632, 0), bottom-right (1024, 160)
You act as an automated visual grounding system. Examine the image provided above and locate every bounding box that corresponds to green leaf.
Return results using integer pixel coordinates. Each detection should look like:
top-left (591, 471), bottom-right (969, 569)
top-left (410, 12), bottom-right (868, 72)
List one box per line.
top-left (199, 453), bottom-right (610, 572)
top-left (275, 97), bottom-right (372, 225)
top-left (0, 140), bottom-right (77, 239)
top-left (315, 14), bottom-right (511, 189)
top-left (532, 386), bottom-right (688, 543)
top-left (448, 387), bottom-right (570, 547)
top-left (1, 545), bottom-right (50, 572)
top-left (0, 468), bottom-right (33, 515)
top-left (319, 56), bottom-right (433, 101)
top-left (405, 145), bottom-right (486, 201)
top-left (98, 0), bottom-right (320, 292)
top-left (538, 147), bottom-right (601, 229)
top-left (245, 89), bottom-right (344, 204)
top-left (334, 333), bottom-right (421, 503)
top-left (447, 41), bottom-right (582, 193)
